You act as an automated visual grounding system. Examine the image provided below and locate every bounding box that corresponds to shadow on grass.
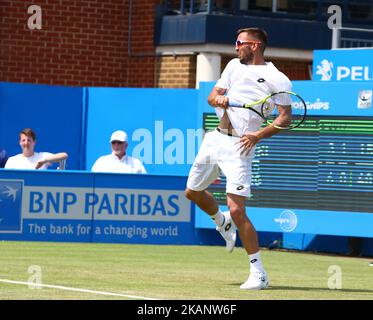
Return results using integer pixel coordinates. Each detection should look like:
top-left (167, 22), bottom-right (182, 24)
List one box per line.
top-left (269, 286), bottom-right (373, 293)
top-left (229, 283), bottom-right (373, 294)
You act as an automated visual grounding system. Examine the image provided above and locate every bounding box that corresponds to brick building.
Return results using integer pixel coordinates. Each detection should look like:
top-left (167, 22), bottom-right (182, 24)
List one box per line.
top-left (0, 0), bottom-right (158, 87)
top-left (1, 1), bottom-right (371, 88)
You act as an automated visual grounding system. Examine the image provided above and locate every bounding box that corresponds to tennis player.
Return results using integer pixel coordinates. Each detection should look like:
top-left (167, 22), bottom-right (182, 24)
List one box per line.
top-left (185, 28), bottom-right (292, 290)
top-left (5, 128), bottom-right (68, 170)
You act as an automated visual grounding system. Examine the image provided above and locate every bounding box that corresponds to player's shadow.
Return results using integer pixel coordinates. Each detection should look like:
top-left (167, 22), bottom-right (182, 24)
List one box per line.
top-left (269, 285), bottom-right (373, 293)
top-left (229, 283), bottom-right (373, 293)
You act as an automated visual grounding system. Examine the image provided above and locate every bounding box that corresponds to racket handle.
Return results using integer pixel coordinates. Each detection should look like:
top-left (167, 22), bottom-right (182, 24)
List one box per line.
top-left (228, 98), bottom-right (243, 108)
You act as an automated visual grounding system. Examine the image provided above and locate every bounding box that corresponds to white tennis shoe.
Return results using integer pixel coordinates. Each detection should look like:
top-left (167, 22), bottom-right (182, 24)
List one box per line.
top-left (216, 211), bottom-right (237, 253)
top-left (240, 272), bottom-right (270, 290)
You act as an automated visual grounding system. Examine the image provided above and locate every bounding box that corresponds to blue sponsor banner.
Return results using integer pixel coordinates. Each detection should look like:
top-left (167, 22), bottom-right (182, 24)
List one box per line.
top-left (313, 49), bottom-right (373, 82)
top-left (91, 172), bottom-right (196, 244)
top-left (292, 81), bottom-right (373, 115)
top-left (0, 170), bottom-right (197, 245)
top-left (195, 206), bottom-right (373, 238)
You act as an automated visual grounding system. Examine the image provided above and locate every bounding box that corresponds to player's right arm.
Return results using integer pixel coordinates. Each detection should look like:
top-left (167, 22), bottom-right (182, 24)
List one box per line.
top-left (208, 58), bottom-right (236, 109)
top-left (208, 86), bottom-right (228, 109)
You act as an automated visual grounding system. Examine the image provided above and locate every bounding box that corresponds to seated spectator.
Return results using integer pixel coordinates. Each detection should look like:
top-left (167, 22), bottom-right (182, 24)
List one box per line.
top-left (91, 130), bottom-right (146, 174)
top-left (0, 148), bottom-right (8, 168)
top-left (5, 128), bottom-right (68, 170)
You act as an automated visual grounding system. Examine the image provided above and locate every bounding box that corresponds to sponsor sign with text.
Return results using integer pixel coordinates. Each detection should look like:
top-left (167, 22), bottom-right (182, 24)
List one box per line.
top-left (313, 49), bottom-right (373, 82)
top-left (0, 171), bottom-right (196, 245)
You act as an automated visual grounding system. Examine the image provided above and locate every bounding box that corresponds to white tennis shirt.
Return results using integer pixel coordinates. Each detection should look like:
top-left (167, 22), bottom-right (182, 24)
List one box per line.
top-left (91, 153), bottom-right (147, 174)
top-left (215, 59), bottom-right (292, 136)
top-left (4, 152), bottom-right (53, 170)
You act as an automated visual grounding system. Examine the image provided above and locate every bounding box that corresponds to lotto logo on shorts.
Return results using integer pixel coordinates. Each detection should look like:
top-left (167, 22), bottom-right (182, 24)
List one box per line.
top-left (0, 180), bottom-right (23, 233)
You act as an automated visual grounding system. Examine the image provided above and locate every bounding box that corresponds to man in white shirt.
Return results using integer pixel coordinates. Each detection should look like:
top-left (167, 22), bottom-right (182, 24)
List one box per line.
top-left (5, 128), bottom-right (68, 170)
top-left (185, 28), bottom-right (292, 290)
top-left (91, 130), bottom-right (147, 174)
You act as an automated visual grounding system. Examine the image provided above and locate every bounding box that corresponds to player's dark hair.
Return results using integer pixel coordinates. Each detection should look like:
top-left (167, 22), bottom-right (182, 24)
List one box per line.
top-left (237, 28), bottom-right (268, 53)
top-left (20, 128), bottom-right (36, 141)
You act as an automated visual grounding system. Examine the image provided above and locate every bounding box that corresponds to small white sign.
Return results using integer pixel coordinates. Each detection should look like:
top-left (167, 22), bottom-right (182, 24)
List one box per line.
top-left (357, 90), bottom-right (372, 109)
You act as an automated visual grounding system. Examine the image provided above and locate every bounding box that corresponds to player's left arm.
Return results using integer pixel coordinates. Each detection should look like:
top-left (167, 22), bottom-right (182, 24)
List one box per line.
top-left (237, 76), bottom-right (292, 156)
top-left (239, 105), bottom-right (292, 153)
top-left (237, 121), bottom-right (281, 157)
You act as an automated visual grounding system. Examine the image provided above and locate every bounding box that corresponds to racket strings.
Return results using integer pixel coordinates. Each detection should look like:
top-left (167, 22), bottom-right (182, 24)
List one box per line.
top-left (263, 92), bottom-right (306, 129)
top-left (262, 99), bottom-right (275, 118)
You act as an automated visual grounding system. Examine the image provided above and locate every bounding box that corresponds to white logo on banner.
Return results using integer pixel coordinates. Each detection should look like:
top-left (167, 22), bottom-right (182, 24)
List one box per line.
top-left (306, 98), bottom-right (330, 110)
top-left (274, 210), bottom-right (298, 232)
top-left (316, 59), bottom-right (373, 81)
top-left (0, 179), bottom-right (23, 233)
top-left (357, 90), bottom-right (372, 109)
top-left (316, 59), bottom-right (334, 81)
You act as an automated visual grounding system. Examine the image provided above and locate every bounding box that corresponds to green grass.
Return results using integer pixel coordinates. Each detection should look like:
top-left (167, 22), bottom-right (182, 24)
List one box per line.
top-left (0, 241), bottom-right (372, 300)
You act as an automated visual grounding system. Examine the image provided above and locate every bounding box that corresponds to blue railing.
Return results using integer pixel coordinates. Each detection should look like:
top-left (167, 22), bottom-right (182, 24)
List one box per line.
top-left (162, 0), bottom-right (373, 24)
top-left (164, 0), bottom-right (232, 15)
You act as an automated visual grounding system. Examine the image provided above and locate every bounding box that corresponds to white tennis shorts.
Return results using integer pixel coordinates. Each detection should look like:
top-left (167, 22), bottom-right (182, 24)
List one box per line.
top-left (186, 129), bottom-right (255, 197)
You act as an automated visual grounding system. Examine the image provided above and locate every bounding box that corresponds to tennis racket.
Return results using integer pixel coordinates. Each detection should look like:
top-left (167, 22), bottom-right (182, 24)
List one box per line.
top-left (229, 91), bottom-right (307, 130)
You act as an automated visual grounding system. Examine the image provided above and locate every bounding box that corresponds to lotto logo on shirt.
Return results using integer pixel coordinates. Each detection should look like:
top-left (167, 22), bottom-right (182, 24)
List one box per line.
top-left (0, 179), bottom-right (23, 233)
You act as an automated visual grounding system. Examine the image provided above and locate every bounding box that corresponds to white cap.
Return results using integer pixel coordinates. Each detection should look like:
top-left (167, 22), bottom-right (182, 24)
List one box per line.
top-left (110, 130), bottom-right (128, 143)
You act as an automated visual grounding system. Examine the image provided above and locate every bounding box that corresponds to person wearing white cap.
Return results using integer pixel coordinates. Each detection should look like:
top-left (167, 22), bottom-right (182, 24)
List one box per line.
top-left (91, 130), bottom-right (146, 174)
